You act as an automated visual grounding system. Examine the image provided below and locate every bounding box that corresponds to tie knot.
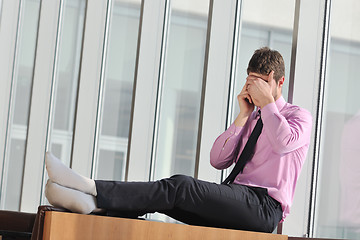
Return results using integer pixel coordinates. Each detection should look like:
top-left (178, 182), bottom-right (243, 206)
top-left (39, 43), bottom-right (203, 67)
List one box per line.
top-left (257, 110), bottom-right (261, 118)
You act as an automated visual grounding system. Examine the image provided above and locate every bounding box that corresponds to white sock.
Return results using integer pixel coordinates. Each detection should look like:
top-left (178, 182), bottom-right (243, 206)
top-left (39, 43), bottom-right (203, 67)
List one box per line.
top-left (45, 180), bottom-right (97, 214)
top-left (45, 152), bottom-right (97, 196)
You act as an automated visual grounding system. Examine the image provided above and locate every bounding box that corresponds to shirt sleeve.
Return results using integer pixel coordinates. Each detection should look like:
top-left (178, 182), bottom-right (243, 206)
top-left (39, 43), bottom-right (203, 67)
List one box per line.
top-left (261, 102), bottom-right (312, 154)
top-left (210, 123), bottom-right (243, 170)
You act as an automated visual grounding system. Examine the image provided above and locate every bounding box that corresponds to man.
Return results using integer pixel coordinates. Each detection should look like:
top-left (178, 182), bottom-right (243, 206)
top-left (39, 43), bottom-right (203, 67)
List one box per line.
top-left (45, 47), bottom-right (312, 233)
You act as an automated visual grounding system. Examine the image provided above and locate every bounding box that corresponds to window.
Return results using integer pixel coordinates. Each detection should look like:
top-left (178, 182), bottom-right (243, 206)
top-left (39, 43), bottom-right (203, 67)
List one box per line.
top-left (48, 0), bottom-right (86, 165)
top-left (314, 0), bottom-right (360, 238)
top-left (152, 0), bottom-right (210, 180)
top-left (1, 0), bottom-right (40, 211)
top-left (94, 0), bottom-right (141, 181)
top-left (2, 1), bottom-right (355, 238)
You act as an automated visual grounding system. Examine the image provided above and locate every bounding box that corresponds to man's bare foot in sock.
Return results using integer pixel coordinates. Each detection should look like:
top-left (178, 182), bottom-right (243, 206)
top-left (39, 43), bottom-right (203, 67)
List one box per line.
top-left (45, 152), bottom-right (97, 196)
top-left (45, 180), bottom-right (96, 214)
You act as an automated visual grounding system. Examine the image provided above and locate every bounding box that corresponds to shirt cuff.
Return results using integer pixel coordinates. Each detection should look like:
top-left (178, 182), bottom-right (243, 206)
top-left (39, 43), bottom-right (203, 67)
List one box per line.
top-left (261, 102), bottom-right (279, 121)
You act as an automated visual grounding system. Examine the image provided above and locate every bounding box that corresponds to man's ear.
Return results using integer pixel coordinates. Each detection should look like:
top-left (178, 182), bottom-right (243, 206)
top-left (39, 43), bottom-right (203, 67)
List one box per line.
top-left (278, 76), bottom-right (285, 87)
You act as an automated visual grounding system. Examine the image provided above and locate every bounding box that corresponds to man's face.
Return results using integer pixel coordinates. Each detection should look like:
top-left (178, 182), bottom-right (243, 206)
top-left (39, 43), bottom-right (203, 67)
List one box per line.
top-left (247, 72), bottom-right (283, 101)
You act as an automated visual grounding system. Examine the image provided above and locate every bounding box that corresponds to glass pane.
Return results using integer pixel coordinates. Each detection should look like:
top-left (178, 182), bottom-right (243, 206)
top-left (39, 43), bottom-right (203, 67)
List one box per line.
top-left (2, 0), bottom-right (41, 211)
top-left (95, 0), bottom-right (141, 181)
top-left (3, 139), bottom-right (26, 210)
top-left (97, 150), bottom-right (125, 180)
top-left (314, 0), bottom-right (360, 239)
top-left (231, 0), bottom-right (295, 122)
top-left (48, 0), bottom-right (86, 166)
top-left (153, 0), bottom-right (210, 180)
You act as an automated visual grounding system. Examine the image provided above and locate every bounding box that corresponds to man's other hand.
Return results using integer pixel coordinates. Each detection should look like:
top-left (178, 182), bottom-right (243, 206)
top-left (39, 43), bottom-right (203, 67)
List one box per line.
top-left (246, 71), bottom-right (275, 108)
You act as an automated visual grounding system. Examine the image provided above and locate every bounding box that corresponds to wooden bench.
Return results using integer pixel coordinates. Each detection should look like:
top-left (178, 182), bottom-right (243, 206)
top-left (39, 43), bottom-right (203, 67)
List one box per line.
top-left (42, 211), bottom-right (287, 240)
top-left (0, 206), bottom-right (288, 239)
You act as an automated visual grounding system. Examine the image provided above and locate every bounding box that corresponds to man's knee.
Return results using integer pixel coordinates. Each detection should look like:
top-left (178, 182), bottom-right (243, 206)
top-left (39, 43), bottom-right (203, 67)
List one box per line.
top-left (169, 174), bottom-right (194, 188)
top-left (168, 175), bottom-right (200, 207)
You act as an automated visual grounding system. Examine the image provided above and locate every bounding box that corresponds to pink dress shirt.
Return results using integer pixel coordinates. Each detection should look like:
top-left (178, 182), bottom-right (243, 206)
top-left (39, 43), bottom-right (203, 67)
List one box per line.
top-left (210, 96), bottom-right (312, 221)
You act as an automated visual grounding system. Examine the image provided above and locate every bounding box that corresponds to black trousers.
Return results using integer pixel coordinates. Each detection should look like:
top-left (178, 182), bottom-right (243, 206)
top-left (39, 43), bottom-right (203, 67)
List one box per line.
top-left (95, 175), bottom-right (283, 233)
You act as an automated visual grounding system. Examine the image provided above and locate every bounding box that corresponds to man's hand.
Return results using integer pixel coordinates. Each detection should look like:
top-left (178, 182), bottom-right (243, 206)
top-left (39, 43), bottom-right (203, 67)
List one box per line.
top-left (238, 83), bottom-right (255, 115)
top-left (234, 83), bottom-right (255, 127)
top-left (246, 71), bottom-right (275, 108)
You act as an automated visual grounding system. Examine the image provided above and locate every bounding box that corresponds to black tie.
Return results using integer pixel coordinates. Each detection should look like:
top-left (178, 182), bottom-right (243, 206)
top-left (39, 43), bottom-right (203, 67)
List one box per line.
top-left (222, 112), bottom-right (263, 185)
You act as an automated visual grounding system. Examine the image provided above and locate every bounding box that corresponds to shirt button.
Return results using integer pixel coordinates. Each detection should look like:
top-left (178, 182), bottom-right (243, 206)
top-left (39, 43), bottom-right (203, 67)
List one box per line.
top-left (230, 131), bottom-right (233, 134)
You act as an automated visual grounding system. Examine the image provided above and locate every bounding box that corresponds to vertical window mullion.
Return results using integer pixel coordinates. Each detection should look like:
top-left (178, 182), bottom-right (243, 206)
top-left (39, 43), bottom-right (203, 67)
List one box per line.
top-left (70, 0), bottom-right (109, 178)
top-left (193, 0), bottom-right (213, 179)
top-left (20, 0), bottom-right (61, 212)
top-left (126, 0), bottom-right (166, 181)
top-left (38, 1), bottom-right (65, 206)
top-left (148, 0), bottom-right (171, 181)
top-left (287, 0), bottom-right (301, 105)
top-left (308, 0), bottom-right (332, 237)
top-left (44, 0), bottom-right (65, 153)
top-left (0, 0), bottom-right (22, 210)
top-left (91, 0), bottom-right (113, 180)
top-left (197, 0), bottom-right (238, 182)
top-left (226, 0), bottom-right (242, 129)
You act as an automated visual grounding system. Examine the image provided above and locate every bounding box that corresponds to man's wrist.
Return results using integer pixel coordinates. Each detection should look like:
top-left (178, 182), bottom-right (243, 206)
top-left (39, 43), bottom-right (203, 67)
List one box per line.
top-left (260, 97), bottom-right (275, 108)
top-left (234, 112), bottom-right (251, 127)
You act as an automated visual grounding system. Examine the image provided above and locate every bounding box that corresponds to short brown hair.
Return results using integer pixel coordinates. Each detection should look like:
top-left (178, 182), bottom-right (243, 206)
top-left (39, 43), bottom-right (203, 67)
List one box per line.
top-left (246, 47), bottom-right (285, 82)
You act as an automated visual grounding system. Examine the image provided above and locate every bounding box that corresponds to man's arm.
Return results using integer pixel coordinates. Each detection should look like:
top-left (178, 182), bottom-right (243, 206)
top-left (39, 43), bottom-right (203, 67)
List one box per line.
top-left (210, 83), bottom-right (254, 169)
top-left (261, 103), bottom-right (312, 154)
top-left (209, 124), bottom-right (243, 169)
top-left (245, 71), bottom-right (312, 153)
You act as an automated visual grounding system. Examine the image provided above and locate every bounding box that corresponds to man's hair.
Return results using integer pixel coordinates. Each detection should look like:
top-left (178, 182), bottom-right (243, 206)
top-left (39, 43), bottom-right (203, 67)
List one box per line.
top-left (247, 47), bottom-right (285, 82)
